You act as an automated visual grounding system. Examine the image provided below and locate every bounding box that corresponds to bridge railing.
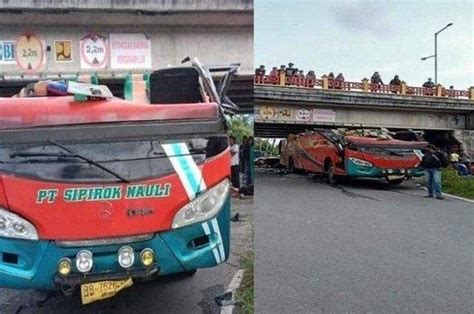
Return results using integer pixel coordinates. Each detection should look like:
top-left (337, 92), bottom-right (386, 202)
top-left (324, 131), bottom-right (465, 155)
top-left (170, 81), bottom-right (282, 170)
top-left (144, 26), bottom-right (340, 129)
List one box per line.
top-left (254, 73), bottom-right (474, 100)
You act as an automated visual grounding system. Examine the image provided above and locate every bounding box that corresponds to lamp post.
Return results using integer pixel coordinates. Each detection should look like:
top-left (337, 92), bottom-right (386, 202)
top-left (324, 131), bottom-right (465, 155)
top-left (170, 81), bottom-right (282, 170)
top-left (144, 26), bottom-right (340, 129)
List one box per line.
top-left (421, 22), bottom-right (453, 85)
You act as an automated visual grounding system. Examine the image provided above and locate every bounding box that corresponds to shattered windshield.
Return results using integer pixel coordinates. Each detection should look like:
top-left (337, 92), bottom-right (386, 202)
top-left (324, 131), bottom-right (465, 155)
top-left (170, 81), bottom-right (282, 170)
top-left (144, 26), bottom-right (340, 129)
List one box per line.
top-left (0, 136), bottom-right (227, 182)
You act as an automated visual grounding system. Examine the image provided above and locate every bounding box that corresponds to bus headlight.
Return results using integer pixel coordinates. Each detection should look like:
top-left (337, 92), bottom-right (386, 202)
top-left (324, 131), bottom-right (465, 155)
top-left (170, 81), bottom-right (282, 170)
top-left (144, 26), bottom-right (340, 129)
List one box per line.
top-left (348, 157), bottom-right (373, 167)
top-left (172, 180), bottom-right (230, 229)
top-left (118, 246), bottom-right (135, 269)
top-left (76, 250), bottom-right (93, 273)
top-left (0, 208), bottom-right (38, 240)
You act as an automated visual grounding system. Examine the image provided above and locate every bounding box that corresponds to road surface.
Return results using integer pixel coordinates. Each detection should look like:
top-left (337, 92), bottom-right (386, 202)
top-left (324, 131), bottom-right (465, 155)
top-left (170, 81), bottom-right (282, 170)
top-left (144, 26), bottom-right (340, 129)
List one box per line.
top-left (0, 198), bottom-right (253, 314)
top-left (255, 169), bottom-right (473, 313)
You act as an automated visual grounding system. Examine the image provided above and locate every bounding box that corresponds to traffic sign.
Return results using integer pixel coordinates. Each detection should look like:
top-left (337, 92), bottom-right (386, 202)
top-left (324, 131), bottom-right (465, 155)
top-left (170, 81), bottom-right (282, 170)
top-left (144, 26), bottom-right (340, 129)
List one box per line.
top-left (15, 34), bottom-right (44, 72)
top-left (80, 33), bottom-right (108, 69)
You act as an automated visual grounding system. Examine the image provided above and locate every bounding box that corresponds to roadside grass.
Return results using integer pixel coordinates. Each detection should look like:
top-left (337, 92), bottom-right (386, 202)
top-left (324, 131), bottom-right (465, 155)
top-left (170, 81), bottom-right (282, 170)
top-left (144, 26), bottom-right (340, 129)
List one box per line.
top-left (442, 168), bottom-right (474, 200)
top-left (235, 250), bottom-right (254, 313)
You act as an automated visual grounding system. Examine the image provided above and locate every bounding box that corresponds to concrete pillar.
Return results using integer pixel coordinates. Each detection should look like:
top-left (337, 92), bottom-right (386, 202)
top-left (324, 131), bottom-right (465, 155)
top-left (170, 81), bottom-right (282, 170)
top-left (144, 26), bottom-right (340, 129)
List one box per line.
top-left (400, 81), bottom-right (406, 95)
top-left (362, 78), bottom-right (369, 92)
top-left (469, 86), bottom-right (474, 100)
top-left (435, 84), bottom-right (443, 97)
top-left (453, 130), bottom-right (474, 157)
top-left (466, 112), bottom-right (474, 130)
top-left (279, 71), bottom-right (286, 86)
top-left (322, 75), bottom-right (329, 89)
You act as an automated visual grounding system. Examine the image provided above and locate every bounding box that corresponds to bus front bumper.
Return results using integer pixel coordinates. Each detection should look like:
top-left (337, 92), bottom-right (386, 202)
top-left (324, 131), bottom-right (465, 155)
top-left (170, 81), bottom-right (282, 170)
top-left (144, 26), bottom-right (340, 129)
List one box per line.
top-left (0, 198), bottom-right (230, 291)
top-left (346, 160), bottom-right (424, 178)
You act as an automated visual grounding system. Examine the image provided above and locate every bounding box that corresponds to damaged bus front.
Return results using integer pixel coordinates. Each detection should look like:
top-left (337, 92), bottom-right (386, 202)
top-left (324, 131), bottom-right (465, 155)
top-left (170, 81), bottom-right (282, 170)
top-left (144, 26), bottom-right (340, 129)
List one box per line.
top-left (0, 60), bottom-right (237, 304)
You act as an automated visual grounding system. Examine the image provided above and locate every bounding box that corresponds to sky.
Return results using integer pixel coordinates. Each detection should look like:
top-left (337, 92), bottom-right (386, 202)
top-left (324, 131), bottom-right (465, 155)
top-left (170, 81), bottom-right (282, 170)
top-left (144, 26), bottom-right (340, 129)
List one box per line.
top-left (255, 0), bottom-right (473, 89)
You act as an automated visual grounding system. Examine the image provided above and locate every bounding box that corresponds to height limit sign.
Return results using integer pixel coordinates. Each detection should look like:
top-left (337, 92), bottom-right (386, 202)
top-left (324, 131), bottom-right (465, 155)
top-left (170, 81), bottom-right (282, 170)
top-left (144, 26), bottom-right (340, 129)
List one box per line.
top-left (80, 33), bottom-right (108, 69)
top-left (16, 34), bottom-right (44, 73)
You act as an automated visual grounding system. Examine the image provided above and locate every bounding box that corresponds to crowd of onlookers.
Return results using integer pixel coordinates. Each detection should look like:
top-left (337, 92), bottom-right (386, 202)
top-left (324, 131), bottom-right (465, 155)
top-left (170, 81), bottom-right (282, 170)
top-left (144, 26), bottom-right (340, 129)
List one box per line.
top-left (230, 135), bottom-right (254, 197)
top-left (255, 63), bottom-right (460, 96)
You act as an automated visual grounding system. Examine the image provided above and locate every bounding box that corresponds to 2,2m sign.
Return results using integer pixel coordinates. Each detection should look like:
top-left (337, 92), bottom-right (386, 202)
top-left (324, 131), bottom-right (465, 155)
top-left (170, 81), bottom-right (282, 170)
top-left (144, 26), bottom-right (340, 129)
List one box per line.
top-left (80, 33), bottom-right (108, 69)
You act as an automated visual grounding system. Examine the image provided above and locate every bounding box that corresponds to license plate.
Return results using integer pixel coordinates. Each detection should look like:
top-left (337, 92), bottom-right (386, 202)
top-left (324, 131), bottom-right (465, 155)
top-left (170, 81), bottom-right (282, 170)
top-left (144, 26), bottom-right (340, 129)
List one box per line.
top-left (81, 278), bottom-right (133, 305)
top-left (388, 175), bottom-right (404, 180)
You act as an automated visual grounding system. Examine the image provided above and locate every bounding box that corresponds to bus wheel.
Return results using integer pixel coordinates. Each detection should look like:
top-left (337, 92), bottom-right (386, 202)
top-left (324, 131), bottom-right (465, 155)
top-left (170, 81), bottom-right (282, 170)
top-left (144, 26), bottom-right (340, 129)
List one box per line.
top-left (327, 162), bottom-right (339, 186)
top-left (288, 157), bottom-right (295, 173)
top-left (388, 178), bottom-right (404, 185)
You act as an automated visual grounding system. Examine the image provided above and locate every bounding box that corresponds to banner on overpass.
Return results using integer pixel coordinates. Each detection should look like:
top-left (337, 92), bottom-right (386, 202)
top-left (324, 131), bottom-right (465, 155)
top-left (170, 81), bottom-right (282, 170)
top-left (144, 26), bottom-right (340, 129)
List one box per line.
top-left (313, 109), bottom-right (336, 122)
top-left (109, 33), bottom-right (152, 70)
top-left (257, 105), bottom-right (336, 124)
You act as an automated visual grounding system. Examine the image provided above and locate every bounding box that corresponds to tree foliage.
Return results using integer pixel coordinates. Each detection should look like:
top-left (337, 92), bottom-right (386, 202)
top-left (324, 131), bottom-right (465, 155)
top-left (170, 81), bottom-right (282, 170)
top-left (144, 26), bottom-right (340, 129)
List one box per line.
top-left (228, 114), bottom-right (253, 143)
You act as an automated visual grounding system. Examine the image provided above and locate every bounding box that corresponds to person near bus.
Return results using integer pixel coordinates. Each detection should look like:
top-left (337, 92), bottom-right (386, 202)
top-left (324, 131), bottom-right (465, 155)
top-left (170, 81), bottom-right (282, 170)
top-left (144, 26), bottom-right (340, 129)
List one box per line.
top-left (240, 136), bottom-right (249, 192)
top-left (229, 136), bottom-right (240, 191)
top-left (460, 149), bottom-right (472, 175)
top-left (246, 137), bottom-right (255, 195)
top-left (420, 144), bottom-right (447, 200)
top-left (451, 150), bottom-right (470, 176)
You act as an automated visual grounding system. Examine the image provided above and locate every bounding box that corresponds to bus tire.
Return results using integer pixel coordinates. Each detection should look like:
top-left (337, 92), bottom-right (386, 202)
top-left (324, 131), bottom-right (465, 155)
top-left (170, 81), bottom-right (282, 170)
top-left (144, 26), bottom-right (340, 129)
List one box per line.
top-left (326, 160), bottom-right (339, 186)
top-left (288, 157), bottom-right (295, 173)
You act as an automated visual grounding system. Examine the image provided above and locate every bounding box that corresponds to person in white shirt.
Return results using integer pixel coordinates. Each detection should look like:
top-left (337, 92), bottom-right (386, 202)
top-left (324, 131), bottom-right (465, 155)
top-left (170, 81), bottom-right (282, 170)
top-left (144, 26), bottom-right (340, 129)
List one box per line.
top-left (229, 136), bottom-right (240, 190)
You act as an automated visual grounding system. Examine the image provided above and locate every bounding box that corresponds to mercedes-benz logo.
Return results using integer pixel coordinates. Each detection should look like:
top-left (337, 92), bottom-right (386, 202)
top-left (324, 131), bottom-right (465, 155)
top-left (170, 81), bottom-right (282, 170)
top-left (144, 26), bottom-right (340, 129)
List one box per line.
top-left (97, 202), bottom-right (113, 220)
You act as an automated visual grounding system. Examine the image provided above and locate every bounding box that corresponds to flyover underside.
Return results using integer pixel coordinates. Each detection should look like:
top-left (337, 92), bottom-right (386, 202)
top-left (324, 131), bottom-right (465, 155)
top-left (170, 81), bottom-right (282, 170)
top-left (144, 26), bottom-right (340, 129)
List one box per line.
top-left (254, 122), bottom-right (457, 139)
top-left (254, 103), bottom-right (466, 137)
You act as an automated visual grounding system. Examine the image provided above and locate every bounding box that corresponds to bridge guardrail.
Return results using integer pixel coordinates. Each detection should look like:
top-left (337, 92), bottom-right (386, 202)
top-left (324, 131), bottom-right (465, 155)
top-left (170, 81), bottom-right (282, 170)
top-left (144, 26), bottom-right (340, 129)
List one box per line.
top-left (255, 73), bottom-right (474, 100)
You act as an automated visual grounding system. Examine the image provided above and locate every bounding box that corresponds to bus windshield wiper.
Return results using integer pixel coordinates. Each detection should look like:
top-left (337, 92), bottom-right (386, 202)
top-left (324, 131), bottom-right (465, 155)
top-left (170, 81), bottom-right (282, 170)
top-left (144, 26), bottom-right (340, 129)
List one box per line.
top-left (46, 140), bottom-right (130, 183)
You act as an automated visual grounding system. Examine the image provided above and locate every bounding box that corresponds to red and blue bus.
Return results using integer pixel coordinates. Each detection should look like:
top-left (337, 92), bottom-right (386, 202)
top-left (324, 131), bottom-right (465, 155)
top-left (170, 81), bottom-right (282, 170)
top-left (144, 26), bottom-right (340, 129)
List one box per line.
top-left (0, 60), bottom-right (236, 304)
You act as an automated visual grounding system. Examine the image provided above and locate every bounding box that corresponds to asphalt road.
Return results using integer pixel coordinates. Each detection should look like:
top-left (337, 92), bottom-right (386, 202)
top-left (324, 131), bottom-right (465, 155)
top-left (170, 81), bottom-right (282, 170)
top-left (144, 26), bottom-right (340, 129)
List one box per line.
top-left (255, 169), bottom-right (473, 313)
top-left (0, 198), bottom-right (253, 314)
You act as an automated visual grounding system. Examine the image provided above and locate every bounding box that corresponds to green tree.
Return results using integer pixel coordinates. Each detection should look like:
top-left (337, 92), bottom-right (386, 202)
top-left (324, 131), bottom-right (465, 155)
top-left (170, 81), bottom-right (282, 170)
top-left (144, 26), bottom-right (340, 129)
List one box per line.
top-left (228, 114), bottom-right (253, 143)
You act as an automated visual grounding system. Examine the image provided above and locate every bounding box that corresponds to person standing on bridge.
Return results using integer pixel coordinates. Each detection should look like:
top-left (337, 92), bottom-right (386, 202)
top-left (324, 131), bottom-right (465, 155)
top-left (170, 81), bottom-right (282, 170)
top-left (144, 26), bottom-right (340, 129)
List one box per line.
top-left (255, 65), bottom-right (266, 76)
top-left (286, 62), bottom-right (297, 77)
top-left (370, 72), bottom-right (383, 92)
top-left (270, 66), bottom-right (278, 77)
top-left (327, 72), bottom-right (335, 89)
top-left (306, 70), bottom-right (316, 87)
top-left (389, 75), bottom-right (401, 93)
top-left (335, 73), bottom-right (345, 89)
top-left (420, 144), bottom-right (447, 200)
top-left (422, 78), bottom-right (435, 96)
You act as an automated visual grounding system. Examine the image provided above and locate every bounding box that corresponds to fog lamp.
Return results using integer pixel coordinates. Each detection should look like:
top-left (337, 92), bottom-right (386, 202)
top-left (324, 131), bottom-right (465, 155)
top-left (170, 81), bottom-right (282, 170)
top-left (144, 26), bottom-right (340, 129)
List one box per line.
top-left (140, 248), bottom-right (155, 267)
top-left (76, 250), bottom-right (93, 273)
top-left (58, 258), bottom-right (72, 276)
top-left (118, 246), bottom-right (135, 269)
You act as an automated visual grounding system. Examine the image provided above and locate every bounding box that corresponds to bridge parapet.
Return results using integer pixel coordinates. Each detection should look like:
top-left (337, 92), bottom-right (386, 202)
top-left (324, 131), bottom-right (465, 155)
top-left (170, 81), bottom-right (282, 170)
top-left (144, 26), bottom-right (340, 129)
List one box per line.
top-left (255, 84), bottom-right (474, 113)
top-left (255, 74), bottom-right (473, 100)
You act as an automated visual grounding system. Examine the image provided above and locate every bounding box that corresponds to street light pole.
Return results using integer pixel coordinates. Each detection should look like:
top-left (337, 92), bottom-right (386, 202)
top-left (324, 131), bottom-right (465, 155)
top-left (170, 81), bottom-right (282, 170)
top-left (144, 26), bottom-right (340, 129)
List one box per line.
top-left (434, 32), bottom-right (437, 84)
top-left (421, 22), bottom-right (453, 85)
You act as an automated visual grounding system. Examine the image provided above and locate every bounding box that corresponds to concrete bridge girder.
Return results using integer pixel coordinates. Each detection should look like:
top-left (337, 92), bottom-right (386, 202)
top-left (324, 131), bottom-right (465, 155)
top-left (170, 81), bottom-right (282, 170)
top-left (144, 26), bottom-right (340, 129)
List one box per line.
top-left (255, 104), bottom-right (466, 130)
